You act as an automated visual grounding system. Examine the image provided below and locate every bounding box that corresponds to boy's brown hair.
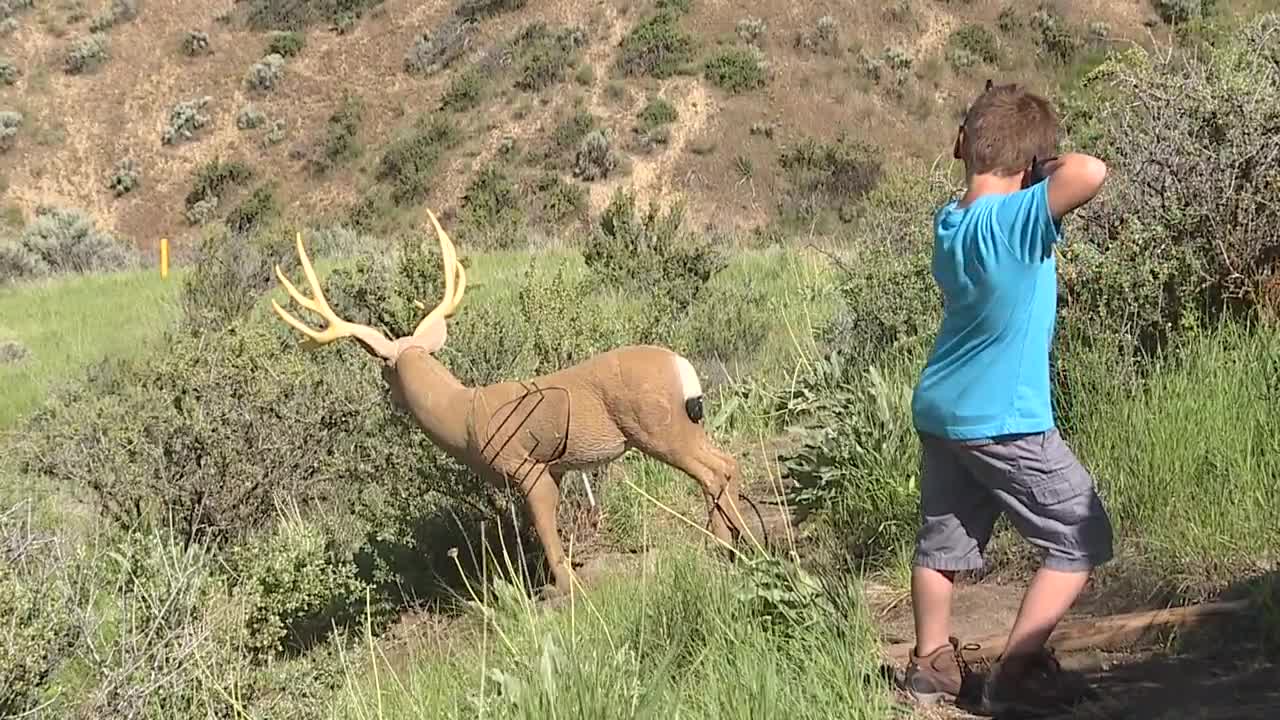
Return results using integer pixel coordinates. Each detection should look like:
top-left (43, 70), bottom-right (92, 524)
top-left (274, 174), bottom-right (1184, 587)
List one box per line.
top-left (956, 81), bottom-right (1059, 177)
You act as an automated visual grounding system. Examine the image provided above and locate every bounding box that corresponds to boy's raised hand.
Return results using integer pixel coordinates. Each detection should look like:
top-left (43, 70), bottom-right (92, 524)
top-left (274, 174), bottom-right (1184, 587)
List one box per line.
top-left (1040, 153), bottom-right (1108, 221)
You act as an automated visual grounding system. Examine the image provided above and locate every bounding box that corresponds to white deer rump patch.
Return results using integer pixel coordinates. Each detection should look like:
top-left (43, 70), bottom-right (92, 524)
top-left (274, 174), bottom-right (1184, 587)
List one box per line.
top-left (673, 354), bottom-right (703, 400)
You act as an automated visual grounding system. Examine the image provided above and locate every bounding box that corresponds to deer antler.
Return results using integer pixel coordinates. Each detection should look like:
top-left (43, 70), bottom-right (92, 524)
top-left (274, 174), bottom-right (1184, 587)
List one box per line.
top-left (271, 231), bottom-right (399, 361)
top-left (413, 209), bottom-right (468, 338)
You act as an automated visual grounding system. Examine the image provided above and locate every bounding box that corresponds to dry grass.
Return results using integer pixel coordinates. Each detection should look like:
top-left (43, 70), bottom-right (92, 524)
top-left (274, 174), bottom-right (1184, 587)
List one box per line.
top-left (0, 0), bottom-right (1167, 251)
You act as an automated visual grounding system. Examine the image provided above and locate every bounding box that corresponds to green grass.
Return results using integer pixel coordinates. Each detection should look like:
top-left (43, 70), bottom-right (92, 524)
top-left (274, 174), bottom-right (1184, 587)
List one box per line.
top-left (329, 547), bottom-right (899, 720)
top-left (0, 269), bottom-right (181, 429)
top-left (1070, 322), bottom-right (1280, 593)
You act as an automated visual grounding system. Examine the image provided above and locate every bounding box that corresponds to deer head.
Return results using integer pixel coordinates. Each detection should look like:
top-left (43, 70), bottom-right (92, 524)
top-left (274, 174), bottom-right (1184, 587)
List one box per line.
top-left (271, 211), bottom-right (476, 453)
top-left (270, 209), bottom-right (467, 365)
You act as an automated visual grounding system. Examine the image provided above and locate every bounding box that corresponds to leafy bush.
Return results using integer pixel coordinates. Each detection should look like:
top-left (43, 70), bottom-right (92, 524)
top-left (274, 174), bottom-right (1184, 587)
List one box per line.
top-left (572, 129), bottom-right (617, 181)
top-left (376, 116), bottom-right (458, 205)
top-left (0, 503), bottom-right (80, 717)
top-left (736, 16), bottom-right (766, 45)
top-left (226, 185), bottom-right (279, 236)
top-left (583, 190), bottom-right (726, 330)
top-left (638, 97), bottom-right (677, 126)
top-left (266, 29), bottom-right (306, 57)
top-left (1152, 0), bottom-right (1217, 25)
top-left (237, 104), bottom-right (268, 130)
top-left (312, 93), bottom-right (363, 174)
top-left (176, 222), bottom-right (293, 332)
top-left (795, 14), bottom-right (839, 55)
top-left (405, 16), bottom-right (475, 76)
top-left (457, 165), bottom-right (524, 248)
top-left (530, 173), bottom-right (586, 226)
top-left (244, 0), bottom-right (384, 32)
top-left (0, 56), bottom-right (18, 85)
top-left (777, 132), bottom-right (883, 229)
top-left (182, 29), bottom-right (211, 56)
top-left (512, 22), bottom-right (587, 92)
top-left (64, 33), bottom-right (109, 74)
top-left (0, 205), bottom-right (139, 286)
top-left (703, 46), bottom-right (768, 94)
top-left (0, 110), bottom-right (21, 152)
top-left (106, 157), bottom-right (140, 197)
top-left (947, 24), bottom-right (999, 69)
top-left (88, 0), bottom-right (137, 32)
top-left (616, 10), bottom-right (696, 78)
top-left (185, 158), bottom-right (253, 218)
top-left (455, 0), bottom-right (527, 19)
top-left (1031, 6), bottom-right (1078, 64)
top-left (246, 53), bottom-right (286, 91)
top-left (161, 96), bottom-right (212, 145)
top-left (227, 515), bottom-right (368, 658)
top-left (1063, 14), bottom-right (1280, 353)
top-left (441, 65), bottom-right (488, 112)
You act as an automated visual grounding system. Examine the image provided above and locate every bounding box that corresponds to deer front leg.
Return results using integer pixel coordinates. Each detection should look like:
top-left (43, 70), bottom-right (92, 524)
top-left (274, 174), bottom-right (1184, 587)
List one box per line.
top-left (521, 467), bottom-right (573, 597)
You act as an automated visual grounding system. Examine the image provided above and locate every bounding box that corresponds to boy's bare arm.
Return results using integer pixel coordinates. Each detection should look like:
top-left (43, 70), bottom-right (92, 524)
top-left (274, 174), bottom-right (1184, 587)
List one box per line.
top-left (1042, 153), bottom-right (1108, 221)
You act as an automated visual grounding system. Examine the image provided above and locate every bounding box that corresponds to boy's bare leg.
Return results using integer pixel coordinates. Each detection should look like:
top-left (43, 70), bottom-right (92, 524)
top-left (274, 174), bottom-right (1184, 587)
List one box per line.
top-left (913, 566), bottom-right (958, 655)
top-left (1002, 567), bottom-right (1090, 667)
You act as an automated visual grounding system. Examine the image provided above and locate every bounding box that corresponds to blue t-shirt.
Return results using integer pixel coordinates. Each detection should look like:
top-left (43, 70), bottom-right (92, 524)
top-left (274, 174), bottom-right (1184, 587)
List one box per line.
top-left (910, 180), bottom-right (1062, 441)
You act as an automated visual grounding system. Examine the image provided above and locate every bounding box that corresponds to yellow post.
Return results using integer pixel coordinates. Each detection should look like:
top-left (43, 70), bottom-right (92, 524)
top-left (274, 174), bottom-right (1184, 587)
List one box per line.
top-left (160, 238), bottom-right (169, 279)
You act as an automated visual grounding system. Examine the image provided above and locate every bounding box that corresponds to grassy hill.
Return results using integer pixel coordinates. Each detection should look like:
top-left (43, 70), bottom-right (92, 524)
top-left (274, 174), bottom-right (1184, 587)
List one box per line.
top-left (0, 0), bottom-right (1200, 254)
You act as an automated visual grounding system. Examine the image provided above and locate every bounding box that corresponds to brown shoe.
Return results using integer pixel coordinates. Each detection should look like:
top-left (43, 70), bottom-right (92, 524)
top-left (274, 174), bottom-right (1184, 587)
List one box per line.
top-left (896, 636), bottom-right (979, 705)
top-left (969, 647), bottom-right (1098, 717)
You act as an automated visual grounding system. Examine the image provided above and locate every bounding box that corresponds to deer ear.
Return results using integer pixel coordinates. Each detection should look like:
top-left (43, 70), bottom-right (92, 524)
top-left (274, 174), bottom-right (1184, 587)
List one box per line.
top-left (404, 318), bottom-right (448, 354)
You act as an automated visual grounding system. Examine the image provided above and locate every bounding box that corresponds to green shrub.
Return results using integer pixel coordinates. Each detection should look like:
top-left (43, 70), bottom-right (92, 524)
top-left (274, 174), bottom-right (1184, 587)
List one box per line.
top-left (181, 29), bottom-right (211, 56)
top-left (226, 185), bottom-right (279, 236)
top-left (1152, 0), bottom-right (1217, 25)
top-left (1063, 15), bottom-right (1280, 353)
top-left (441, 65), bottom-right (488, 112)
top-left (572, 129), bottom-right (617, 181)
top-left (0, 56), bottom-right (18, 85)
top-left (106, 157), bottom-right (139, 197)
top-left (161, 95), bottom-right (212, 145)
top-left (185, 158), bottom-right (253, 214)
top-left (64, 33), bottom-right (108, 74)
top-left (246, 52), bottom-right (286, 91)
top-left (550, 109), bottom-right (597, 157)
top-left (1031, 7), bottom-right (1078, 64)
top-left (376, 116), bottom-right (458, 205)
top-left (88, 0), bottom-right (137, 32)
top-left (237, 104), bottom-right (268, 130)
top-left (404, 16), bottom-right (474, 76)
top-left (313, 93), bottom-right (363, 173)
top-left (0, 205), bottom-right (139, 286)
top-left (244, 0), bottom-right (384, 32)
top-left (456, 0), bottom-right (527, 19)
top-left (459, 164), bottom-right (524, 246)
top-left (176, 222), bottom-right (295, 332)
top-left (776, 132), bottom-right (883, 230)
top-left (947, 24), bottom-right (999, 69)
top-left (583, 189), bottom-right (726, 331)
top-left (703, 47), bottom-right (768, 93)
top-left (530, 172), bottom-right (587, 226)
top-left (0, 503), bottom-right (80, 717)
top-left (0, 110), bottom-right (20, 152)
top-left (638, 96), bottom-right (679, 125)
top-left (616, 10), bottom-right (696, 78)
top-left (227, 515), bottom-right (369, 658)
top-left (512, 22), bottom-right (587, 92)
top-left (266, 29), bottom-right (306, 57)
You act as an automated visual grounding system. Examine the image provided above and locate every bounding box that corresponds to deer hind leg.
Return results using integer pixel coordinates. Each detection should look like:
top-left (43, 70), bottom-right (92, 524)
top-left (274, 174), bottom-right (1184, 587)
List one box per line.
top-left (635, 425), bottom-right (753, 554)
top-left (516, 466), bottom-right (573, 597)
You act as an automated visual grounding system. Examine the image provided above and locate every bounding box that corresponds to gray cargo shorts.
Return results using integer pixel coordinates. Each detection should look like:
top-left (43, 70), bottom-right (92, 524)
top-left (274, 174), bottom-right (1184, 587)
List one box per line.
top-left (914, 427), bottom-right (1114, 573)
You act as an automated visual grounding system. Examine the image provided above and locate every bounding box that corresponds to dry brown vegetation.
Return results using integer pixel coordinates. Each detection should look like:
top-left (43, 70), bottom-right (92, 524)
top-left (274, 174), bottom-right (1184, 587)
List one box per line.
top-left (0, 0), bottom-right (1171, 251)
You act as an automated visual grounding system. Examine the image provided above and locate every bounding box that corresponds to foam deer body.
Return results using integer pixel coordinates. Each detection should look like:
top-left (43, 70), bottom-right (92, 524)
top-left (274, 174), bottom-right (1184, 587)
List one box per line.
top-left (271, 211), bottom-right (754, 595)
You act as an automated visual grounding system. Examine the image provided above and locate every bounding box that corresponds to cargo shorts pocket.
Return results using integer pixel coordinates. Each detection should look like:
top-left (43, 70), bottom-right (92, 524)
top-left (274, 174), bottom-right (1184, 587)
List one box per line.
top-left (1013, 430), bottom-right (1094, 509)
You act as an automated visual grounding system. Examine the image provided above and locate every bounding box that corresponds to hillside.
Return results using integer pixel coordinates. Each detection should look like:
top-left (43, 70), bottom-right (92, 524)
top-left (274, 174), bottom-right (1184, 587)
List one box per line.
top-left (1, 0), bottom-right (1171, 255)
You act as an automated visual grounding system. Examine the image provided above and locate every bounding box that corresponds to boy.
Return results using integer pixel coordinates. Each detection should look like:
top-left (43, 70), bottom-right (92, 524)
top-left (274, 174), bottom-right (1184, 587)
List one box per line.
top-left (895, 82), bottom-right (1114, 717)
